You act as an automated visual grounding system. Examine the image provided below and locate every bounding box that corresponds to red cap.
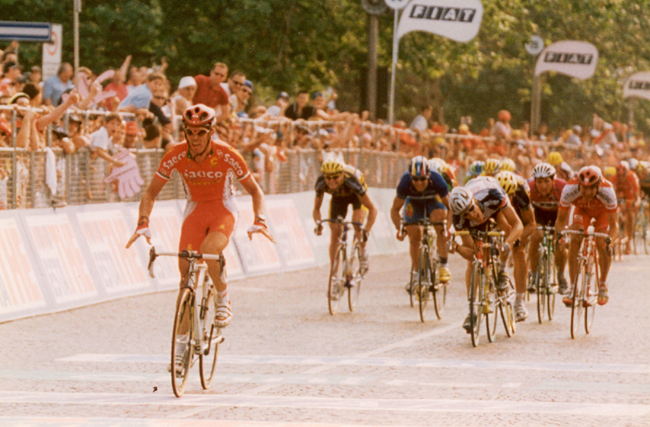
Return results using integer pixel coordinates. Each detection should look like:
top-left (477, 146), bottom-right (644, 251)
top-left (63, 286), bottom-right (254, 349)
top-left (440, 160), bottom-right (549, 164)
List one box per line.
top-left (125, 121), bottom-right (140, 135)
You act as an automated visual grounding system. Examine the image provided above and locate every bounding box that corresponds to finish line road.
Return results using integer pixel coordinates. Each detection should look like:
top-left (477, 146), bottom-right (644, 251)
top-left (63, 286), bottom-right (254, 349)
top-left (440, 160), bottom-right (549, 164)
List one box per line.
top-left (0, 253), bottom-right (648, 427)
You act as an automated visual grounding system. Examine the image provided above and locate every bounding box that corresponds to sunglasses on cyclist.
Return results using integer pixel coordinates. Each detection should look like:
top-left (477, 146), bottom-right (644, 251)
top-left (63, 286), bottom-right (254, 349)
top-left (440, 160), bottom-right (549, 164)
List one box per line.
top-left (325, 174), bottom-right (342, 180)
top-left (185, 128), bottom-right (209, 137)
top-left (412, 176), bottom-right (428, 182)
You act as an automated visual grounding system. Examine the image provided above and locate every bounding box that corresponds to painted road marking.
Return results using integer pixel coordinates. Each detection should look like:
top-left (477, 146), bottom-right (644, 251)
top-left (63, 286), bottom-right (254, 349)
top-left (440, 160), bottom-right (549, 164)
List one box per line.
top-left (0, 418), bottom-right (404, 427)
top-left (2, 369), bottom-right (649, 393)
top-left (0, 391), bottom-right (647, 417)
top-left (57, 354), bottom-right (650, 374)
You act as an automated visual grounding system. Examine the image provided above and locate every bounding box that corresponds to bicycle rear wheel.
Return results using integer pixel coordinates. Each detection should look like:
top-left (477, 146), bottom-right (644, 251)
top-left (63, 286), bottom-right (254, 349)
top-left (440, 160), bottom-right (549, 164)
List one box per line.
top-left (348, 243), bottom-right (362, 312)
top-left (328, 245), bottom-right (345, 315)
top-left (499, 274), bottom-right (516, 337)
top-left (199, 286), bottom-right (219, 390)
top-left (584, 257), bottom-right (597, 334)
top-left (418, 247), bottom-right (431, 322)
top-left (570, 261), bottom-right (585, 339)
top-left (432, 275), bottom-right (446, 320)
top-left (469, 262), bottom-right (483, 347)
top-left (171, 287), bottom-right (195, 398)
top-left (547, 253), bottom-right (556, 321)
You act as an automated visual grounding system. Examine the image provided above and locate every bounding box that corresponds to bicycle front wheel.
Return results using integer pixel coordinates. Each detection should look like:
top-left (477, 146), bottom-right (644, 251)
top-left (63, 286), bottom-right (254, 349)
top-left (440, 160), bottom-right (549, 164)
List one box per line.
top-left (408, 265), bottom-right (416, 307)
top-left (469, 262), bottom-right (483, 347)
top-left (536, 250), bottom-right (548, 324)
top-left (171, 287), bottom-right (195, 398)
top-left (570, 260), bottom-right (585, 339)
top-left (486, 267), bottom-right (497, 343)
top-left (547, 252), bottom-right (556, 321)
top-left (348, 243), bottom-right (362, 312)
top-left (199, 286), bottom-right (219, 390)
top-left (327, 245), bottom-right (345, 315)
top-left (418, 247), bottom-right (431, 323)
top-left (584, 257), bottom-right (597, 334)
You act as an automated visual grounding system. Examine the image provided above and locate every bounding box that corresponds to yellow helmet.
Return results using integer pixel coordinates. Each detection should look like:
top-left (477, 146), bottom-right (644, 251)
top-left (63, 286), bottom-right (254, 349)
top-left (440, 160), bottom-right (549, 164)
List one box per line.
top-left (603, 166), bottom-right (616, 178)
top-left (547, 152), bottom-right (563, 167)
top-left (321, 159), bottom-right (344, 175)
top-left (495, 171), bottom-right (518, 197)
top-left (635, 162), bottom-right (647, 173)
top-left (500, 158), bottom-right (516, 172)
top-left (484, 158), bottom-right (502, 176)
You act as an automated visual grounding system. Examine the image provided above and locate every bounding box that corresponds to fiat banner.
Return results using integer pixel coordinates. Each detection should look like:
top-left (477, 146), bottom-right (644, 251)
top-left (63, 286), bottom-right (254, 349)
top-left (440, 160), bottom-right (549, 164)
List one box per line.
top-left (396, 0), bottom-right (483, 43)
top-left (623, 72), bottom-right (650, 101)
top-left (534, 41), bottom-right (598, 79)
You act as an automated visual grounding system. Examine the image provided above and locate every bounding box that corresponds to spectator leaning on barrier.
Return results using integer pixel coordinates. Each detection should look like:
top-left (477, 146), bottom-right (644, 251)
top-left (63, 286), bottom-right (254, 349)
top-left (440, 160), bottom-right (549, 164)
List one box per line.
top-left (220, 70), bottom-right (245, 97)
top-left (123, 121), bottom-right (140, 149)
top-left (172, 76), bottom-right (196, 115)
top-left (193, 61), bottom-right (229, 121)
top-left (266, 91), bottom-right (289, 118)
top-left (231, 80), bottom-right (253, 117)
top-left (285, 90), bottom-right (316, 121)
top-left (118, 71), bottom-right (165, 113)
top-left (43, 63), bottom-right (74, 106)
top-left (410, 105), bottom-right (432, 133)
top-left (89, 113), bottom-right (126, 167)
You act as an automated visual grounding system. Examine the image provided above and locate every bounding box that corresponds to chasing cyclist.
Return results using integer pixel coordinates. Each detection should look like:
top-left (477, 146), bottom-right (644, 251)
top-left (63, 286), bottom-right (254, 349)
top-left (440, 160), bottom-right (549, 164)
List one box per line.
top-left (527, 163), bottom-right (568, 293)
top-left (610, 160), bottom-right (640, 255)
top-left (390, 156), bottom-right (452, 292)
top-left (555, 166), bottom-right (617, 306)
top-left (547, 152), bottom-right (574, 181)
top-left (447, 176), bottom-right (523, 332)
top-left (313, 159), bottom-right (377, 274)
top-left (126, 104), bottom-right (275, 330)
top-left (494, 170), bottom-right (536, 321)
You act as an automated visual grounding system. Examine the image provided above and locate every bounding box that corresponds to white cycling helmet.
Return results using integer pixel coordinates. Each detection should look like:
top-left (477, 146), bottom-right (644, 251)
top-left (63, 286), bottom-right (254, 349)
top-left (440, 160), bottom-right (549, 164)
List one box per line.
top-left (532, 162), bottom-right (556, 179)
top-left (449, 187), bottom-right (473, 215)
top-left (428, 157), bottom-right (445, 174)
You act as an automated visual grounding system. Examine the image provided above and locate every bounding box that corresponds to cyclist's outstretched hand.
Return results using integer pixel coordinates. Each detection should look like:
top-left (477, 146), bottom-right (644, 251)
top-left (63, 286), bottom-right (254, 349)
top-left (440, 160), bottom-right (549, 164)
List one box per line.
top-left (314, 222), bottom-right (323, 236)
top-left (396, 227), bottom-right (406, 241)
top-left (126, 217), bottom-right (151, 248)
top-left (247, 222), bottom-right (276, 243)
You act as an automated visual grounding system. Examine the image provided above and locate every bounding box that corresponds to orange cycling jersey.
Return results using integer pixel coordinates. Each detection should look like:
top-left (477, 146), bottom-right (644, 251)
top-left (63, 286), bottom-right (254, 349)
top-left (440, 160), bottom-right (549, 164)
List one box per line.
top-left (559, 178), bottom-right (617, 215)
top-left (155, 139), bottom-right (251, 201)
top-left (609, 170), bottom-right (640, 201)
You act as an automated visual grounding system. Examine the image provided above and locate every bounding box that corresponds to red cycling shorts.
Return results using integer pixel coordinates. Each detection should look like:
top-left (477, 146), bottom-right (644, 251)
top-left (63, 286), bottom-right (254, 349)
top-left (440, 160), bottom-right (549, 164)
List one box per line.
top-left (179, 199), bottom-right (237, 252)
top-left (571, 207), bottom-right (609, 233)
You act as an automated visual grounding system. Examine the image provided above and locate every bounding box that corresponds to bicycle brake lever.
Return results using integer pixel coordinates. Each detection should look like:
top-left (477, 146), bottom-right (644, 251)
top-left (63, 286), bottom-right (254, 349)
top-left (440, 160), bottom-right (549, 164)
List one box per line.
top-left (147, 246), bottom-right (157, 279)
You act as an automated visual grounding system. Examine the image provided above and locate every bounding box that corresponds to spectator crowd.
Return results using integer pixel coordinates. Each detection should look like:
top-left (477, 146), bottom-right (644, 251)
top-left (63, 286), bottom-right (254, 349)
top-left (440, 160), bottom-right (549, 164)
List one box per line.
top-left (1, 40), bottom-right (649, 209)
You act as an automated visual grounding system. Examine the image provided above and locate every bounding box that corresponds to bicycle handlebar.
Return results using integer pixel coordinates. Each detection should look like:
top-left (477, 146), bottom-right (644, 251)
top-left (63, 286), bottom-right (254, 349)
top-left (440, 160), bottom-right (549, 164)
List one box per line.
top-left (147, 246), bottom-right (223, 279)
top-left (559, 229), bottom-right (611, 245)
top-left (317, 219), bottom-right (364, 227)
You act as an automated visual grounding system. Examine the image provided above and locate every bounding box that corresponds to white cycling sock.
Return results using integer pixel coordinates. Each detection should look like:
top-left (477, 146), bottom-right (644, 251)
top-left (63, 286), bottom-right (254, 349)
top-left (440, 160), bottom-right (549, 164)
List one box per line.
top-left (217, 289), bottom-right (229, 303)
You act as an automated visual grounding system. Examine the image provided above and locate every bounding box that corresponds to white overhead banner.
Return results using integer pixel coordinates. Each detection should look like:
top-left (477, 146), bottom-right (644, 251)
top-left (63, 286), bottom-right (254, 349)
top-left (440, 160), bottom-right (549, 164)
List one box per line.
top-left (534, 41), bottom-right (598, 80)
top-left (623, 72), bottom-right (650, 101)
top-left (396, 0), bottom-right (483, 43)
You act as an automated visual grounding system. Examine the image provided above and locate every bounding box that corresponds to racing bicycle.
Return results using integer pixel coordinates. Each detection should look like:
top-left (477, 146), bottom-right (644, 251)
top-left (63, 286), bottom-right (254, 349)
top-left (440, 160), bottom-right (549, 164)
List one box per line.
top-left (533, 225), bottom-right (558, 323)
top-left (316, 218), bottom-right (365, 315)
top-left (402, 219), bottom-right (447, 322)
top-left (560, 224), bottom-right (611, 339)
top-left (451, 228), bottom-right (515, 347)
top-left (148, 247), bottom-right (225, 397)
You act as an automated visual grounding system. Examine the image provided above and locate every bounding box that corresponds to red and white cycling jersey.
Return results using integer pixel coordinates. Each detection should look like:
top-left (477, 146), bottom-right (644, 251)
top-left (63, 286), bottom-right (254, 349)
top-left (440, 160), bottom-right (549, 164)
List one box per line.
top-left (559, 178), bottom-right (617, 215)
top-left (527, 177), bottom-right (566, 212)
top-left (155, 139), bottom-right (251, 202)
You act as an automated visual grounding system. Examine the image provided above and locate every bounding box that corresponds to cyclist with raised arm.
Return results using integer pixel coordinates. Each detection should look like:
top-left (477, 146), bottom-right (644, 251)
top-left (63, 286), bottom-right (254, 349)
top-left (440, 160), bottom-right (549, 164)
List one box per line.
top-left (495, 170), bottom-right (536, 322)
top-left (610, 160), bottom-right (640, 255)
top-left (390, 156), bottom-right (452, 291)
top-left (555, 166), bottom-right (617, 306)
top-left (447, 176), bottom-right (523, 332)
top-left (126, 104), bottom-right (275, 331)
top-left (527, 163), bottom-right (568, 293)
top-left (313, 159), bottom-right (377, 274)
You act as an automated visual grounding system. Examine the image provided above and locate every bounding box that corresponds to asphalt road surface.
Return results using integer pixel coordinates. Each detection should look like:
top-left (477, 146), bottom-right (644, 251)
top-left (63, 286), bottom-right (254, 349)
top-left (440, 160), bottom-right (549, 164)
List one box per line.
top-left (1, 252), bottom-right (648, 427)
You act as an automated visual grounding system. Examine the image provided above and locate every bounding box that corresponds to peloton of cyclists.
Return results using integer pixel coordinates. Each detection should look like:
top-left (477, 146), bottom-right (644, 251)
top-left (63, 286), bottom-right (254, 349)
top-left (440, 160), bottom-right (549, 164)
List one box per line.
top-left (313, 158), bottom-right (377, 275)
top-left (390, 156), bottom-right (452, 292)
top-left (555, 166), bottom-right (617, 307)
top-left (494, 170), bottom-right (536, 322)
top-left (447, 176), bottom-right (523, 332)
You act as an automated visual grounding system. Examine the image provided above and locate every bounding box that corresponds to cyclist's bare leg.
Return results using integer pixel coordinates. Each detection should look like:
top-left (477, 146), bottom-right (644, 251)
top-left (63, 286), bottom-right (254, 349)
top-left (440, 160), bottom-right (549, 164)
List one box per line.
top-left (405, 224), bottom-right (422, 269)
top-left (527, 229), bottom-right (543, 275)
top-left (329, 222), bottom-right (343, 265)
top-left (555, 239), bottom-right (567, 277)
top-left (430, 209), bottom-right (448, 259)
top-left (596, 237), bottom-right (611, 284)
top-left (624, 202), bottom-right (635, 252)
top-left (200, 231), bottom-right (229, 292)
top-left (513, 240), bottom-right (528, 294)
top-left (567, 224), bottom-right (583, 284)
top-left (352, 208), bottom-right (368, 249)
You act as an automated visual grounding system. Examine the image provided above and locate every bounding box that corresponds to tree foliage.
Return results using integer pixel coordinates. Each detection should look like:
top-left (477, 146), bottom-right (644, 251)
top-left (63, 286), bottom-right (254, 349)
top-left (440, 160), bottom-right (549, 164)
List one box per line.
top-left (7, 0), bottom-right (650, 131)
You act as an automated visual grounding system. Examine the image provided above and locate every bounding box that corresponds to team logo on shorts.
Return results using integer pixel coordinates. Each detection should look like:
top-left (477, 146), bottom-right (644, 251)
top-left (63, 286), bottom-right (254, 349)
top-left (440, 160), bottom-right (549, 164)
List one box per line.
top-left (405, 203), bottom-right (414, 218)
